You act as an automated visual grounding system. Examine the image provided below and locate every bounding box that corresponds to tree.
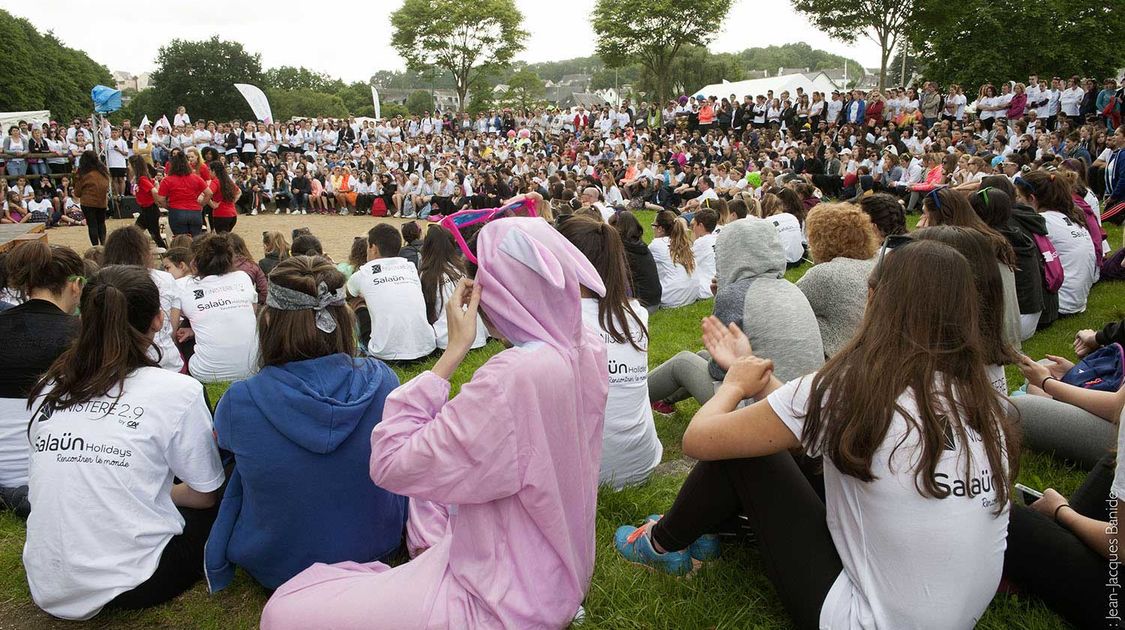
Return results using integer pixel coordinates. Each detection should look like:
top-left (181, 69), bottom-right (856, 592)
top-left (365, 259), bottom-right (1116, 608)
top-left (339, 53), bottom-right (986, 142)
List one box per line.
top-left (382, 102), bottom-right (410, 119)
top-left (268, 89), bottom-right (348, 121)
top-left (390, 0), bottom-right (527, 111)
top-left (406, 90), bottom-right (433, 115)
top-left (264, 66), bottom-right (341, 93)
top-left (0, 9), bottom-right (113, 123)
top-left (592, 0), bottom-right (733, 107)
top-left (148, 36), bottom-right (264, 121)
top-left (654, 46), bottom-right (744, 99)
top-left (504, 69), bottom-right (545, 109)
top-left (909, 0), bottom-right (1125, 91)
top-left (791, 0), bottom-right (914, 90)
top-left (466, 83), bottom-right (496, 115)
top-left (337, 81), bottom-right (377, 118)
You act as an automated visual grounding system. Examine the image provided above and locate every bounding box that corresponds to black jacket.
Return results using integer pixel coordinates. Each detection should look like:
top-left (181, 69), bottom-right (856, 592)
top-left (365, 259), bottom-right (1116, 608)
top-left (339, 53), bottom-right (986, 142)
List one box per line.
top-left (400, 240), bottom-right (422, 270)
top-left (621, 238), bottom-right (662, 308)
top-left (1009, 203), bottom-right (1056, 327)
top-left (1096, 320), bottom-right (1125, 347)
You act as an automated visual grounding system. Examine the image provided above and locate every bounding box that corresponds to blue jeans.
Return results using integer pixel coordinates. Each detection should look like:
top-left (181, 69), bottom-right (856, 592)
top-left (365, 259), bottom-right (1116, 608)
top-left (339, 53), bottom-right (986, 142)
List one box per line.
top-left (5, 159), bottom-right (26, 176)
top-left (27, 161), bottom-right (48, 177)
top-left (168, 208), bottom-right (204, 236)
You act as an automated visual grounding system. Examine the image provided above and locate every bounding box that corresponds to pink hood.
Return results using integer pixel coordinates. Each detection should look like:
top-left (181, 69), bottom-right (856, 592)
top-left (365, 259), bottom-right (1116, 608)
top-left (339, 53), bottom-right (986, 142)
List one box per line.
top-left (473, 217), bottom-right (606, 349)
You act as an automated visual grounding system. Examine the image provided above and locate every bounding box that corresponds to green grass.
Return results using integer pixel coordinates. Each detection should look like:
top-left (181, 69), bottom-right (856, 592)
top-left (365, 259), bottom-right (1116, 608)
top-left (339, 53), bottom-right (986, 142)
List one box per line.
top-left (2, 213), bottom-right (1121, 628)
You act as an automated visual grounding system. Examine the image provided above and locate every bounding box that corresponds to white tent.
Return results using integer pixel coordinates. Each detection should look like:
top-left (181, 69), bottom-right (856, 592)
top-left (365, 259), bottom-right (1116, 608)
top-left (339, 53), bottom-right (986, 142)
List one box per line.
top-left (693, 73), bottom-right (838, 101)
top-left (0, 110), bottom-right (51, 129)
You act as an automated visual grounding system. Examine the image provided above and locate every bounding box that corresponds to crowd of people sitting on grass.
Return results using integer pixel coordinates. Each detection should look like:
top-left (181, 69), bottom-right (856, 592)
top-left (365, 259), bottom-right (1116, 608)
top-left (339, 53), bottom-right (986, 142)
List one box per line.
top-left (0, 67), bottom-right (1123, 628)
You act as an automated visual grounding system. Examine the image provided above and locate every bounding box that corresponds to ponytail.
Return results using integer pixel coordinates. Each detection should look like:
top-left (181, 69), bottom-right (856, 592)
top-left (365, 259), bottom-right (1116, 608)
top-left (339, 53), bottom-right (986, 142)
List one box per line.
top-left (558, 216), bottom-right (648, 352)
top-left (1019, 170), bottom-right (1084, 225)
top-left (655, 210), bottom-right (695, 274)
top-left (6, 241), bottom-right (84, 296)
top-left (28, 265), bottom-right (160, 412)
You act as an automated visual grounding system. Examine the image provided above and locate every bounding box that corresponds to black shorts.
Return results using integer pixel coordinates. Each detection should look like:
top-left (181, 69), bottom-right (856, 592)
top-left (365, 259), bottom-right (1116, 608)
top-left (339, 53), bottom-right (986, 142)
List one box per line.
top-left (109, 167), bottom-right (127, 178)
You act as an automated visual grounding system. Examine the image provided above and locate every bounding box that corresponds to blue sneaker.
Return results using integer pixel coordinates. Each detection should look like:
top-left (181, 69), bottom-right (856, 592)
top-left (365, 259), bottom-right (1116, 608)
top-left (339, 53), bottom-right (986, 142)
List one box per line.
top-left (614, 522), bottom-right (695, 576)
top-left (645, 514), bottom-right (721, 561)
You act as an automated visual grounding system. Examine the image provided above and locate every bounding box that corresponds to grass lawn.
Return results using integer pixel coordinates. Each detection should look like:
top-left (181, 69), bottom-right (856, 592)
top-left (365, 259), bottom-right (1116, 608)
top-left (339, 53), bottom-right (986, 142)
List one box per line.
top-left (1, 213), bottom-right (1122, 629)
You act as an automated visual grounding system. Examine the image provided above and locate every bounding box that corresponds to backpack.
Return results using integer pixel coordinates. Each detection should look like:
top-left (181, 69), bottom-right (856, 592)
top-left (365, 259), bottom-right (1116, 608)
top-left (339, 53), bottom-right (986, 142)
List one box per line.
top-left (371, 197), bottom-right (387, 217)
top-left (1031, 232), bottom-right (1064, 293)
top-left (1061, 343), bottom-right (1125, 392)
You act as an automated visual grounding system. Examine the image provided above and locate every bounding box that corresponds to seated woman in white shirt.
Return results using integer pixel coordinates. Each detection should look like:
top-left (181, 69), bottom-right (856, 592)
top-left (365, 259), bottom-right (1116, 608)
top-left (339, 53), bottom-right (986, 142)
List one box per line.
top-left (175, 233), bottom-right (260, 382)
top-left (649, 210), bottom-right (697, 308)
top-left (24, 265), bottom-right (224, 620)
top-left (615, 240), bottom-right (1017, 630)
top-left (755, 192), bottom-right (806, 266)
top-left (417, 226), bottom-right (488, 351)
top-left (559, 216), bottom-right (662, 490)
top-left (1015, 171), bottom-right (1097, 315)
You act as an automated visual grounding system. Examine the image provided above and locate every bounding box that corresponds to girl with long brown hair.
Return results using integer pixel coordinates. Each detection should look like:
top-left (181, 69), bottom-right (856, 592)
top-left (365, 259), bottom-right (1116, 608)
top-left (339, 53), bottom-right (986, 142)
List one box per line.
top-left (24, 265), bottom-right (224, 619)
top-left (648, 210), bottom-right (696, 308)
top-left (559, 215), bottom-right (660, 489)
top-left (128, 155), bottom-right (165, 248)
top-left (204, 255), bottom-right (406, 593)
top-left (75, 150), bottom-right (109, 246)
top-left (616, 239), bottom-right (1018, 630)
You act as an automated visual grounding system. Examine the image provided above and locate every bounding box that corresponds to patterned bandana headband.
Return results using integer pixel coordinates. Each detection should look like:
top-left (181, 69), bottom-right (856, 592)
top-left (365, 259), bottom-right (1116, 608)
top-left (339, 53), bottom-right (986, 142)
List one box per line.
top-left (266, 280), bottom-right (346, 333)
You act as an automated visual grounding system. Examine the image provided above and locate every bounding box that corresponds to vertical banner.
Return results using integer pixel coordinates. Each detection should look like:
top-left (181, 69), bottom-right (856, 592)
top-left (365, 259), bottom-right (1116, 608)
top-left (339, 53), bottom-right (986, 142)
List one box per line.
top-left (139, 115), bottom-right (150, 128)
top-left (234, 83), bottom-right (274, 124)
top-left (371, 86), bottom-right (382, 120)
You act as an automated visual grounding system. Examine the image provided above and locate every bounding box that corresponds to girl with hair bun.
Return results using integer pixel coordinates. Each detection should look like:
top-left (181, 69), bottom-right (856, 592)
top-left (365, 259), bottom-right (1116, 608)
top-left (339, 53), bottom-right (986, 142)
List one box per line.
top-left (204, 255), bottom-right (406, 593)
top-left (174, 233), bottom-right (260, 382)
top-left (24, 265), bottom-right (224, 620)
top-left (0, 242), bottom-right (83, 517)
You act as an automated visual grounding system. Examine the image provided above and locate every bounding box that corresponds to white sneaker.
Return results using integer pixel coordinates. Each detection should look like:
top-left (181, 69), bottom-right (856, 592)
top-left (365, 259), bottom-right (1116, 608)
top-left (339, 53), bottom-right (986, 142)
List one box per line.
top-left (251, 209), bottom-right (258, 216)
top-left (274, 208), bottom-right (281, 214)
top-left (301, 210), bottom-right (307, 215)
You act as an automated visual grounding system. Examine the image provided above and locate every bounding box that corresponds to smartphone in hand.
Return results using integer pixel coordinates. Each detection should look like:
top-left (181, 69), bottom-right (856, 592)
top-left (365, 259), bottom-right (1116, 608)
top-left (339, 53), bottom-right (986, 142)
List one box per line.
top-left (1014, 483), bottom-right (1044, 505)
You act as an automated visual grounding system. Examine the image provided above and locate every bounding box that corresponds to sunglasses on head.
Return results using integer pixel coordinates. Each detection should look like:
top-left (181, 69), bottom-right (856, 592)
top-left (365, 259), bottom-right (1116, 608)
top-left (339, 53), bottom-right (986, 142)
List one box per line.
top-left (439, 197), bottom-right (539, 265)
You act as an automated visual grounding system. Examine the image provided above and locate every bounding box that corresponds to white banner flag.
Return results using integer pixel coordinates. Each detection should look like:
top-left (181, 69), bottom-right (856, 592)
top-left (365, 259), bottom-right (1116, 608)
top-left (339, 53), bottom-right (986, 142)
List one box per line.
top-left (139, 115), bottom-right (150, 128)
top-left (371, 86), bottom-right (382, 120)
top-left (234, 83), bottom-right (274, 124)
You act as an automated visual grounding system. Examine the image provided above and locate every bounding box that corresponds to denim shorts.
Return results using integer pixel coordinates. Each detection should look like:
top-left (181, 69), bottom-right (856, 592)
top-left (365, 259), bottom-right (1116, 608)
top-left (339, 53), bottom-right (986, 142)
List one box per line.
top-left (168, 208), bottom-right (204, 236)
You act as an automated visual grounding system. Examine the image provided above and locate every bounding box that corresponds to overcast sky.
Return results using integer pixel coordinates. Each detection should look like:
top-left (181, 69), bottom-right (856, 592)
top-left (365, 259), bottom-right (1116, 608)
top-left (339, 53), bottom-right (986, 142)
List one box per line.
top-left (9, 0), bottom-right (883, 82)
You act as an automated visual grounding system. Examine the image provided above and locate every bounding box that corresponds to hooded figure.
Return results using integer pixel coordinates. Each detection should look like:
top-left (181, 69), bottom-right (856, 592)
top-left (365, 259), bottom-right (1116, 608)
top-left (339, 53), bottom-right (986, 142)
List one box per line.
top-left (204, 354), bottom-right (406, 592)
top-left (261, 218), bottom-right (609, 630)
top-left (708, 219), bottom-right (824, 383)
top-left (1008, 202), bottom-right (1054, 331)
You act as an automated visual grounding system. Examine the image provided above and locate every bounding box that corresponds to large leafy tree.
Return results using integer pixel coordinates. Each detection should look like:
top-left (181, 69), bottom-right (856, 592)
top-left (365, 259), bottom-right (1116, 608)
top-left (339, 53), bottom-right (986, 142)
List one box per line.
top-left (148, 36), bottom-right (264, 121)
top-left (504, 69), bottom-right (545, 109)
top-left (791, 0), bottom-right (915, 90)
top-left (268, 88), bottom-right (348, 121)
top-left (390, 0), bottom-right (527, 112)
top-left (592, 0), bottom-right (733, 106)
top-left (264, 66), bottom-right (343, 93)
top-left (0, 9), bottom-right (112, 123)
top-left (406, 90), bottom-right (434, 115)
top-left (909, 0), bottom-right (1125, 91)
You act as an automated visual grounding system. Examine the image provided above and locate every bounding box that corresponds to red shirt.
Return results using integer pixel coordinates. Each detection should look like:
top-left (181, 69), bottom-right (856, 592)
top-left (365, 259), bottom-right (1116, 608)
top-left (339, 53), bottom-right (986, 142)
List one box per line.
top-left (158, 174), bottom-right (207, 211)
top-left (163, 162), bottom-right (211, 181)
top-left (135, 176), bottom-right (156, 207)
top-left (209, 179), bottom-right (237, 218)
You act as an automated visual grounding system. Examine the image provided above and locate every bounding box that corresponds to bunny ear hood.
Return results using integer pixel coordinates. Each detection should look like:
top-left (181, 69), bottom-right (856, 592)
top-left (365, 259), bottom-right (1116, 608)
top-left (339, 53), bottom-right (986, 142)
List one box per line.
top-left (474, 217), bottom-right (605, 348)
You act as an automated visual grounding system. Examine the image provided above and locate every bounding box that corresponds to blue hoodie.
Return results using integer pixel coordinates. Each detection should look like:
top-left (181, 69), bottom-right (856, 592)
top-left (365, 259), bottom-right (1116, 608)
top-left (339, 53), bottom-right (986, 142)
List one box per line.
top-left (205, 354), bottom-right (406, 592)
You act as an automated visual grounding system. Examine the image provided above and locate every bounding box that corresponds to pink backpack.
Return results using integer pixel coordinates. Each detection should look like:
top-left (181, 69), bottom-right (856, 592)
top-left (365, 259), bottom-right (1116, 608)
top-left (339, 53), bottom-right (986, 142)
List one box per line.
top-left (1072, 194), bottom-right (1105, 267)
top-left (1032, 233), bottom-right (1064, 293)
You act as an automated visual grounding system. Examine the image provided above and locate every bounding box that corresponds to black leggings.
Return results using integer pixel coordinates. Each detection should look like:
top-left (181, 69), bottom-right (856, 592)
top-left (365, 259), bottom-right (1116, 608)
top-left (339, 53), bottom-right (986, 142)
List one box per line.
top-left (135, 204), bottom-right (166, 248)
top-left (211, 215), bottom-right (237, 233)
top-left (652, 454), bottom-right (840, 630)
top-left (81, 205), bottom-right (107, 246)
top-left (1004, 455), bottom-right (1121, 629)
top-left (105, 502), bottom-right (218, 610)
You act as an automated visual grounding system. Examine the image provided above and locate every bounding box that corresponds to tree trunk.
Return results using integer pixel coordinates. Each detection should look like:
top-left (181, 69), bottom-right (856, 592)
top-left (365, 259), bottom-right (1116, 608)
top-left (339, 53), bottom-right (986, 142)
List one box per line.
top-left (878, 34), bottom-right (889, 91)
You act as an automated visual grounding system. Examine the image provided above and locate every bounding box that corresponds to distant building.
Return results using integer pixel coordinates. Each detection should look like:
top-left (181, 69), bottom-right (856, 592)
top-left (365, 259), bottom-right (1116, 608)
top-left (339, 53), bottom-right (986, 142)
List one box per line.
top-left (112, 71), bottom-right (151, 93)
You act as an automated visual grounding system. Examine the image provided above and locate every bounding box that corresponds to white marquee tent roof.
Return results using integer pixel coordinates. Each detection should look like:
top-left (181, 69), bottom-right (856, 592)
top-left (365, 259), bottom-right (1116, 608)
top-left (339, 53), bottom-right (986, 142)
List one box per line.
top-left (693, 73), bottom-right (838, 101)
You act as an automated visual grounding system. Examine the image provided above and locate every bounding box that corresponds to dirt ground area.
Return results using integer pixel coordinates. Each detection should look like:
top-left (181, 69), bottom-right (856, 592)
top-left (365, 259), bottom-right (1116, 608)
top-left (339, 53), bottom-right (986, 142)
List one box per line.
top-left (44, 212), bottom-right (418, 264)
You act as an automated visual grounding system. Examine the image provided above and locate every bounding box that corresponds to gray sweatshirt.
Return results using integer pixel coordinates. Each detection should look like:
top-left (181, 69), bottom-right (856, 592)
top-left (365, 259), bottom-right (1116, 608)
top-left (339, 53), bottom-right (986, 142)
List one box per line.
top-left (797, 256), bottom-right (877, 358)
top-left (709, 219), bottom-right (824, 383)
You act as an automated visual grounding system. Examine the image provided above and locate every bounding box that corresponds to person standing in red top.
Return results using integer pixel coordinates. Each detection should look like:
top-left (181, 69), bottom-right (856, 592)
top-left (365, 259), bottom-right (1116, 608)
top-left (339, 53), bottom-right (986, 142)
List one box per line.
top-left (154, 152), bottom-right (211, 236)
top-left (129, 155), bottom-right (165, 248)
top-left (185, 147), bottom-right (213, 230)
top-left (207, 161), bottom-right (241, 233)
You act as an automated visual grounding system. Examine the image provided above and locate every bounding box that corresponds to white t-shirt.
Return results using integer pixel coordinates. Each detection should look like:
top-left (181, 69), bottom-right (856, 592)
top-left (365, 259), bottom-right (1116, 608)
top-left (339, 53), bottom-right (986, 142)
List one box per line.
top-left (23, 367), bottom-right (224, 620)
top-left (346, 257), bottom-right (436, 360)
top-left (149, 269), bottom-right (184, 373)
top-left (768, 213), bottom-right (805, 265)
top-left (768, 375), bottom-right (1009, 630)
top-left (986, 363), bottom-right (1008, 396)
top-left (432, 277), bottom-right (488, 351)
top-left (1042, 210), bottom-right (1096, 315)
top-left (691, 232), bottom-right (717, 299)
top-left (649, 237), bottom-right (697, 309)
top-left (581, 298), bottom-right (661, 490)
top-left (106, 138), bottom-right (128, 169)
top-left (178, 271), bottom-right (259, 382)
